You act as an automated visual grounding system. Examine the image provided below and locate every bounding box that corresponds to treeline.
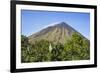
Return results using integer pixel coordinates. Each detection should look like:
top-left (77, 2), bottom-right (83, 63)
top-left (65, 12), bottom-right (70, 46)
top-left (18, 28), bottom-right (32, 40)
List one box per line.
top-left (21, 32), bottom-right (90, 63)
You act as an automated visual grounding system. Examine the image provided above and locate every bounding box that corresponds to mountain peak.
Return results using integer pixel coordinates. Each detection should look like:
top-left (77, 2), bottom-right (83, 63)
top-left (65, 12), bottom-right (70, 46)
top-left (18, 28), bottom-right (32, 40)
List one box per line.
top-left (54, 22), bottom-right (68, 27)
top-left (54, 21), bottom-right (67, 25)
top-left (58, 22), bottom-right (66, 24)
top-left (54, 22), bottom-right (74, 30)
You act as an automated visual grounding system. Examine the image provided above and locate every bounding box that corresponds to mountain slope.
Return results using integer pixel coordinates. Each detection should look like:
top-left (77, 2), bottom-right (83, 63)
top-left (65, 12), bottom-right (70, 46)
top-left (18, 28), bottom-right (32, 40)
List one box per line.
top-left (28, 22), bottom-right (85, 44)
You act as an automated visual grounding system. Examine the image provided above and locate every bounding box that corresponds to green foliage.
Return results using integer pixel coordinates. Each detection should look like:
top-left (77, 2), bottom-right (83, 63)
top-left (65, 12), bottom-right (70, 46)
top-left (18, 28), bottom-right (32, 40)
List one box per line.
top-left (21, 35), bottom-right (29, 62)
top-left (64, 32), bottom-right (90, 60)
top-left (30, 40), bottom-right (50, 62)
top-left (51, 43), bottom-right (64, 61)
top-left (21, 32), bottom-right (90, 63)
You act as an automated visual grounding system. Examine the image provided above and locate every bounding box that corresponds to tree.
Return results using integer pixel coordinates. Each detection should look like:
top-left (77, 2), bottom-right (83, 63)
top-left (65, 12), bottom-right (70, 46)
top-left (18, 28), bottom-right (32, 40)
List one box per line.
top-left (64, 32), bottom-right (90, 60)
top-left (21, 35), bottom-right (29, 62)
top-left (26, 40), bottom-right (51, 62)
top-left (51, 43), bottom-right (64, 61)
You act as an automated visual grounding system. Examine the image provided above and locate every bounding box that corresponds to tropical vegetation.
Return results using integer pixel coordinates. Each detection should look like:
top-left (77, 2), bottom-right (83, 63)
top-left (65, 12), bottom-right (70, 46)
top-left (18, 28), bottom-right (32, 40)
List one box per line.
top-left (21, 32), bottom-right (90, 63)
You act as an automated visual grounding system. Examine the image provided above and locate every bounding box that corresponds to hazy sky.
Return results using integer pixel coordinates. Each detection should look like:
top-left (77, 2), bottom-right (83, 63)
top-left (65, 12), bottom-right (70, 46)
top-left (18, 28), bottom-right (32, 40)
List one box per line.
top-left (21, 10), bottom-right (90, 39)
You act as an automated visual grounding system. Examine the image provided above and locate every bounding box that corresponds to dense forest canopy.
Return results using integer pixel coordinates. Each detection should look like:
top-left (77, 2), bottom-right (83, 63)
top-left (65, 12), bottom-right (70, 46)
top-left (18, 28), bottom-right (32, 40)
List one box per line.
top-left (21, 32), bottom-right (90, 63)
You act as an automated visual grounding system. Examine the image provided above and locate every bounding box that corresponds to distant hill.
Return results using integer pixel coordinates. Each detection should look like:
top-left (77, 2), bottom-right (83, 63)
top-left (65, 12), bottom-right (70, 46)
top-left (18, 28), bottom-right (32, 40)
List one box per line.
top-left (28, 22), bottom-right (87, 44)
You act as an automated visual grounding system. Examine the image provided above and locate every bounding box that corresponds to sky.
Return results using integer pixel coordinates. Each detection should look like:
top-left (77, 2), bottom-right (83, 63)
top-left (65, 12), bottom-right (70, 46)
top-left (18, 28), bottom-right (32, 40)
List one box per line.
top-left (21, 10), bottom-right (90, 39)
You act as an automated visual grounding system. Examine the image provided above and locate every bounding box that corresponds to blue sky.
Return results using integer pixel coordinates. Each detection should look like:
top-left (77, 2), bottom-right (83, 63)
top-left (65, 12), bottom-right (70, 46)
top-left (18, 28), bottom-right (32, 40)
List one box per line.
top-left (21, 10), bottom-right (90, 39)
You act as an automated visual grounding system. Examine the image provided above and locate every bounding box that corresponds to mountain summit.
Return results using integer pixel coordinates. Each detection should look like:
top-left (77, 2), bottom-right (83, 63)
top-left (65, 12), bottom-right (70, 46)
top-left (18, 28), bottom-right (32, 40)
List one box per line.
top-left (28, 22), bottom-right (82, 44)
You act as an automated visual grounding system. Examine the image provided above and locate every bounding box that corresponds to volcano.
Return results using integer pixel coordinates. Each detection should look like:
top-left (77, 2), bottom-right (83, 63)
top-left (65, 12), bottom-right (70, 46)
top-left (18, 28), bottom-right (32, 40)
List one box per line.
top-left (28, 22), bottom-right (86, 44)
